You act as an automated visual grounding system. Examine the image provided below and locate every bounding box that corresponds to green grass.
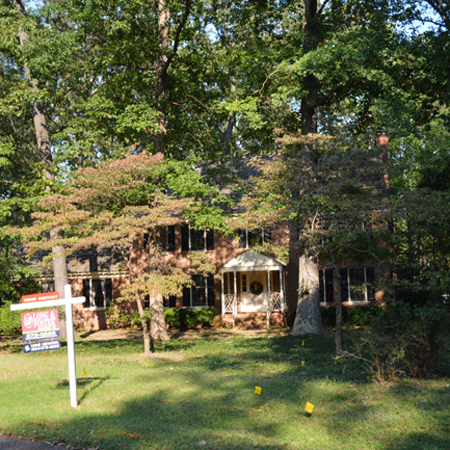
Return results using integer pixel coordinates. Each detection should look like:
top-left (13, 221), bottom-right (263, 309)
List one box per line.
top-left (1, 332), bottom-right (449, 450)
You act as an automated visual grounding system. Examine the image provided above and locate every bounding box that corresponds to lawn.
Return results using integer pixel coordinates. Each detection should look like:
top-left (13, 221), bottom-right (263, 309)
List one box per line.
top-left (0, 331), bottom-right (449, 450)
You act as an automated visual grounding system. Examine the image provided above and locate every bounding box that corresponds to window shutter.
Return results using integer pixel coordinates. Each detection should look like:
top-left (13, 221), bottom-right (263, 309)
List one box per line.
top-left (325, 269), bottom-right (334, 303)
top-left (207, 274), bottom-right (215, 306)
top-left (366, 267), bottom-right (375, 301)
top-left (105, 279), bottom-right (112, 306)
top-left (82, 279), bottom-right (90, 308)
top-left (169, 295), bottom-right (177, 308)
top-left (167, 225), bottom-right (176, 252)
top-left (340, 269), bottom-right (349, 301)
top-left (238, 229), bottom-right (246, 248)
top-left (182, 286), bottom-right (191, 307)
top-left (181, 224), bottom-right (189, 251)
top-left (206, 230), bottom-right (214, 250)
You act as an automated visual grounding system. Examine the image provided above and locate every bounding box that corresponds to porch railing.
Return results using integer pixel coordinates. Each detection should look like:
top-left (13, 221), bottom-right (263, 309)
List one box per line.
top-left (266, 292), bottom-right (286, 327)
top-left (223, 293), bottom-right (237, 326)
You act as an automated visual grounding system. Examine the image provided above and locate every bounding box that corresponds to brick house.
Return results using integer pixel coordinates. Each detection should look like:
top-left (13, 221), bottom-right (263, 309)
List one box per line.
top-left (36, 133), bottom-right (389, 331)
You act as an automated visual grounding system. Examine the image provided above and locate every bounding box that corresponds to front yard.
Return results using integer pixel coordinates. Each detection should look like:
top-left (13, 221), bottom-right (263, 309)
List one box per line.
top-left (0, 331), bottom-right (449, 450)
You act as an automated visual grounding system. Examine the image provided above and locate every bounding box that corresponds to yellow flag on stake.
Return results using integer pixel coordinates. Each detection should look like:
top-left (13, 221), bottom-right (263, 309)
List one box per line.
top-left (82, 368), bottom-right (86, 377)
top-left (305, 402), bottom-right (314, 414)
top-left (254, 386), bottom-right (262, 395)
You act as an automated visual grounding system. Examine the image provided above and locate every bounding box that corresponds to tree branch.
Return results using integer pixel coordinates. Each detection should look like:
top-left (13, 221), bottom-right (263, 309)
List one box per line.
top-left (165, 0), bottom-right (192, 69)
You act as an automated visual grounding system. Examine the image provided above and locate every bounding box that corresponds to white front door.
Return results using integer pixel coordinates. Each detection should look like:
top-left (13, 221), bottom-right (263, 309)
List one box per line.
top-left (240, 272), bottom-right (266, 312)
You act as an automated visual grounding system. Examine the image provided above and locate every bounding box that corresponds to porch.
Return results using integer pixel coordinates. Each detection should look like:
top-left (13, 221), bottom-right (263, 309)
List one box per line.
top-left (219, 250), bottom-right (287, 327)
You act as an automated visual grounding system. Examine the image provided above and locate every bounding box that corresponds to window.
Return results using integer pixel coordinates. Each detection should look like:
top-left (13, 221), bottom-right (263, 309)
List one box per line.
top-left (340, 268), bottom-right (375, 303)
top-left (242, 274), bottom-right (247, 293)
top-left (181, 225), bottom-right (214, 251)
top-left (182, 274), bottom-right (215, 307)
top-left (161, 225), bottom-right (176, 252)
top-left (144, 226), bottom-right (176, 252)
top-left (82, 279), bottom-right (112, 309)
top-left (319, 269), bottom-right (334, 305)
top-left (319, 267), bottom-right (375, 304)
top-left (144, 294), bottom-right (176, 308)
top-left (42, 281), bottom-right (55, 293)
top-left (238, 229), bottom-right (272, 248)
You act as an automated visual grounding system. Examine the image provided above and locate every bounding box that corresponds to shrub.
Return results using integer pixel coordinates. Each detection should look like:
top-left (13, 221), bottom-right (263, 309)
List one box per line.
top-left (356, 299), bottom-right (450, 380)
top-left (0, 302), bottom-right (22, 338)
top-left (132, 310), bottom-right (150, 329)
top-left (106, 304), bottom-right (132, 329)
top-left (164, 308), bottom-right (215, 330)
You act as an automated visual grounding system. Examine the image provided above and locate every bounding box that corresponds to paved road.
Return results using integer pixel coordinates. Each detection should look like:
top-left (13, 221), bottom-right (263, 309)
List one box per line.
top-left (0, 436), bottom-right (70, 450)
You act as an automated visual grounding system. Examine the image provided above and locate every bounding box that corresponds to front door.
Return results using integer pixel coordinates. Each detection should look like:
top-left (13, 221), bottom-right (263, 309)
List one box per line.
top-left (240, 272), bottom-right (266, 312)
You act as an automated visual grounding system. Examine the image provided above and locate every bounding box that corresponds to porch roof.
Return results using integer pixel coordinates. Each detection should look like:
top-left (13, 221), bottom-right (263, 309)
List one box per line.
top-left (220, 250), bottom-right (286, 273)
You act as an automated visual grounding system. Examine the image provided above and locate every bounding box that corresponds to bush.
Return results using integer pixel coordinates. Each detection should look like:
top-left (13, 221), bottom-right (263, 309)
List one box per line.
top-left (0, 302), bottom-right (22, 338)
top-left (164, 308), bottom-right (215, 330)
top-left (356, 299), bottom-right (450, 380)
top-left (106, 304), bottom-right (132, 329)
top-left (132, 310), bottom-right (151, 329)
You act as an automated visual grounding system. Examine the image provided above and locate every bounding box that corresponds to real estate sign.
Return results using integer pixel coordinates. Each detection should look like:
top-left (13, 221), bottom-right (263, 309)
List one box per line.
top-left (21, 309), bottom-right (60, 353)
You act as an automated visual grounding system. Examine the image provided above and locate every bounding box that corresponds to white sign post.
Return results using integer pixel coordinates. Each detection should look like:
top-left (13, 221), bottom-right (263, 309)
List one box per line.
top-left (11, 285), bottom-right (84, 409)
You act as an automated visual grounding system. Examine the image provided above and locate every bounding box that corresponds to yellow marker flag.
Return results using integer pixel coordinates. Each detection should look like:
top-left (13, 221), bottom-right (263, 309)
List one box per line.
top-left (305, 402), bottom-right (314, 414)
top-left (301, 360), bottom-right (305, 367)
top-left (82, 368), bottom-right (86, 377)
top-left (254, 386), bottom-right (262, 395)
top-left (302, 340), bottom-right (305, 346)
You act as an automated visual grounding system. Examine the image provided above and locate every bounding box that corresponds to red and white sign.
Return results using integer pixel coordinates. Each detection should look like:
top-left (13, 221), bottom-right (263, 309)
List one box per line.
top-left (21, 309), bottom-right (60, 333)
top-left (21, 291), bottom-right (60, 303)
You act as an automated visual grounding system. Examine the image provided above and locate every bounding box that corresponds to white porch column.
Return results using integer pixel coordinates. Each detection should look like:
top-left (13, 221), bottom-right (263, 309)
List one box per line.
top-left (266, 270), bottom-right (272, 327)
top-left (221, 272), bottom-right (225, 314)
top-left (280, 268), bottom-right (285, 312)
top-left (233, 271), bottom-right (237, 326)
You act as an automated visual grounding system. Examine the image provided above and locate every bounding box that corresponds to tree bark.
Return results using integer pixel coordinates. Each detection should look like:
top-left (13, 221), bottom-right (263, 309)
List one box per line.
top-left (11, 0), bottom-right (68, 298)
top-left (154, 0), bottom-right (170, 154)
top-left (149, 293), bottom-right (169, 341)
top-left (136, 293), bottom-right (152, 354)
top-left (331, 246), bottom-right (343, 354)
top-left (301, 0), bottom-right (319, 136)
top-left (292, 254), bottom-right (326, 336)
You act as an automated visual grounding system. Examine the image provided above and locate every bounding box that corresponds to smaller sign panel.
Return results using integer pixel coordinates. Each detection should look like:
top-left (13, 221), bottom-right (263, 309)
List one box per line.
top-left (21, 310), bottom-right (59, 334)
top-left (23, 330), bottom-right (60, 342)
top-left (22, 292), bottom-right (60, 303)
top-left (23, 340), bottom-right (61, 353)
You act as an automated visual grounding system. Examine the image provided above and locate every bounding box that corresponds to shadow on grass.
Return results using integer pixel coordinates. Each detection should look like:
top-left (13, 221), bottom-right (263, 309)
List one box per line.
top-left (24, 332), bottom-right (449, 450)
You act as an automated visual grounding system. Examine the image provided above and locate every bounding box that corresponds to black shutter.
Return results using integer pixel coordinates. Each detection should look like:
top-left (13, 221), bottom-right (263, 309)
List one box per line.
top-left (319, 270), bottom-right (325, 302)
top-left (169, 295), bottom-right (177, 308)
top-left (182, 286), bottom-right (191, 307)
top-left (93, 279), bottom-right (103, 307)
top-left (167, 225), bottom-right (176, 252)
top-left (206, 230), bottom-right (214, 250)
top-left (238, 229), bottom-right (246, 248)
top-left (82, 279), bottom-right (90, 308)
top-left (340, 269), bottom-right (349, 302)
top-left (366, 267), bottom-right (375, 301)
top-left (207, 274), bottom-right (215, 306)
top-left (325, 269), bottom-right (334, 303)
top-left (105, 279), bottom-right (112, 306)
top-left (89, 249), bottom-right (98, 272)
top-left (181, 224), bottom-right (189, 251)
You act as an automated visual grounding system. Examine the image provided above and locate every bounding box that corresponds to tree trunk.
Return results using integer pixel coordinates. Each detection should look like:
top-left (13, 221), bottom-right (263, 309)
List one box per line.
top-left (149, 293), bottom-right (169, 341)
top-left (11, 0), bottom-right (68, 298)
top-left (292, 254), bottom-right (326, 336)
top-left (136, 293), bottom-right (152, 354)
top-left (154, 0), bottom-right (170, 154)
top-left (331, 247), bottom-right (343, 354)
top-left (301, 0), bottom-right (319, 136)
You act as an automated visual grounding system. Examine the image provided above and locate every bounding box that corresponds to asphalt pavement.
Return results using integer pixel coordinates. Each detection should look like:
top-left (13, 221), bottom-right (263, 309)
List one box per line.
top-left (0, 436), bottom-right (72, 450)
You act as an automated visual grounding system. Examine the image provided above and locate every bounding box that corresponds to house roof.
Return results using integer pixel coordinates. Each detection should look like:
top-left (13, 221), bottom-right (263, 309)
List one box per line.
top-left (220, 249), bottom-right (286, 272)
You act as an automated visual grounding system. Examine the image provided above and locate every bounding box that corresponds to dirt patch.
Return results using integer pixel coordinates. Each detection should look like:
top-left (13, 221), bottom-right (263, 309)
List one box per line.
top-left (141, 352), bottom-right (184, 361)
